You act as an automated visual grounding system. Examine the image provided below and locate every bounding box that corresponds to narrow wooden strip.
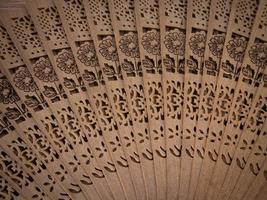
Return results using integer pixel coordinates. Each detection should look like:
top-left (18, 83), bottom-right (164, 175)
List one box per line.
top-left (181, 1), bottom-right (211, 199)
top-left (159, 1), bottom-right (187, 199)
top-left (134, 1), bottom-right (167, 199)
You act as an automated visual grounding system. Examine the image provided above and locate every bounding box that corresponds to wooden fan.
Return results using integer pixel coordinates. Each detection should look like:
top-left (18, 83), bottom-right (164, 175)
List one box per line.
top-left (0, 0), bottom-right (266, 200)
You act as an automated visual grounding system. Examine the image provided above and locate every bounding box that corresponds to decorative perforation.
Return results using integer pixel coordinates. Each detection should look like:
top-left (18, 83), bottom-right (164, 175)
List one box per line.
top-left (218, 85), bottom-right (267, 200)
top-left (233, 0), bottom-right (259, 35)
top-left (0, 149), bottom-right (33, 190)
top-left (139, 0), bottom-right (159, 27)
top-left (191, 0), bottom-right (211, 28)
top-left (222, 90), bottom-right (254, 147)
top-left (258, 3), bottom-right (267, 38)
top-left (163, 0), bottom-right (187, 27)
top-left (92, 92), bottom-right (117, 132)
top-left (87, 0), bottom-right (112, 32)
top-left (128, 84), bottom-right (147, 123)
top-left (10, 16), bottom-right (45, 57)
top-left (0, 176), bottom-right (20, 200)
top-left (36, 6), bottom-right (68, 46)
top-left (0, 150), bottom-right (47, 199)
top-left (61, 0), bottom-right (90, 38)
top-left (230, 123), bottom-right (267, 200)
top-left (236, 94), bottom-right (267, 168)
top-left (0, 26), bottom-right (23, 66)
top-left (2, 132), bottom-right (72, 199)
top-left (113, 0), bottom-right (135, 29)
top-left (214, 0), bottom-right (232, 30)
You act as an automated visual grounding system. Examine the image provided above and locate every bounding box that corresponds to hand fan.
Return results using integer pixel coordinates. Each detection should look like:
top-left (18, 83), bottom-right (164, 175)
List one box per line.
top-left (0, 1), bottom-right (266, 200)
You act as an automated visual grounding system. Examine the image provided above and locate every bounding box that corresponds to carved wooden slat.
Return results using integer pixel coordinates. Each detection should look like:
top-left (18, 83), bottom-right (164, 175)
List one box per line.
top-left (207, 1), bottom-right (267, 198)
top-left (83, 1), bottom-right (151, 199)
top-left (134, 1), bottom-right (167, 199)
top-left (180, 1), bottom-right (211, 199)
top-left (159, 1), bottom-right (187, 200)
top-left (195, 1), bottom-right (259, 199)
top-left (189, 1), bottom-right (233, 199)
top-left (108, 1), bottom-right (157, 199)
top-left (0, 41), bottom-right (89, 200)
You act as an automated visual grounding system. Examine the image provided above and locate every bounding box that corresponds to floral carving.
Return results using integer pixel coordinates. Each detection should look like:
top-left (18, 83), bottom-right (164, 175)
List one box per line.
top-left (208, 35), bottom-right (225, 58)
top-left (249, 43), bottom-right (267, 68)
top-left (226, 37), bottom-right (247, 62)
top-left (164, 30), bottom-right (185, 56)
top-left (141, 30), bottom-right (160, 56)
top-left (119, 32), bottom-right (139, 58)
top-left (0, 79), bottom-right (19, 104)
top-left (77, 42), bottom-right (98, 67)
top-left (56, 49), bottom-right (79, 74)
top-left (222, 36), bottom-right (247, 79)
top-left (248, 43), bottom-right (267, 81)
top-left (33, 57), bottom-right (58, 82)
top-left (13, 67), bottom-right (38, 92)
top-left (99, 36), bottom-right (119, 61)
top-left (189, 32), bottom-right (206, 57)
